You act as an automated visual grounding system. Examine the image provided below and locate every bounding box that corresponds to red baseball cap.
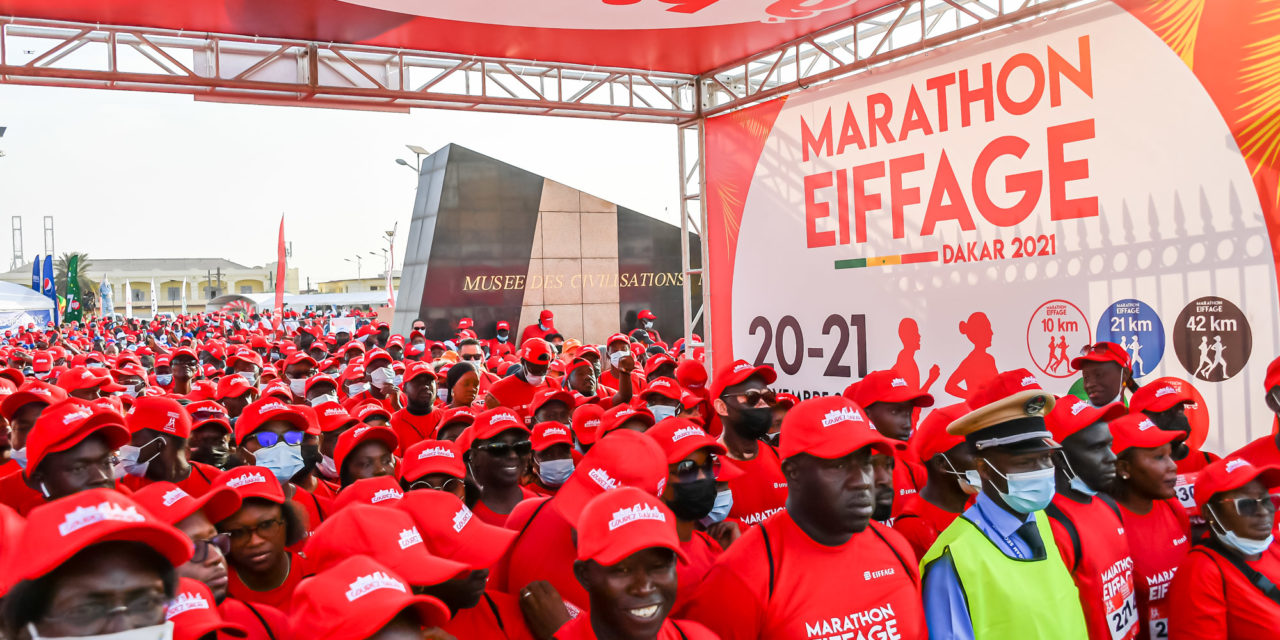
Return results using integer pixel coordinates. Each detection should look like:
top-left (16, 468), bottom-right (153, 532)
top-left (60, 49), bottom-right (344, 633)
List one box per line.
top-left (56, 366), bottom-right (126, 394)
top-left (647, 418), bottom-right (726, 464)
top-left (967, 369), bottom-right (1043, 410)
top-left (186, 400), bottom-right (232, 433)
top-left (125, 396), bottom-right (193, 438)
top-left (363, 349), bottom-right (394, 370)
top-left (637, 309), bottom-right (657, 321)
top-left (307, 503), bottom-right (467, 586)
top-left (539, 310), bottom-right (554, 323)
top-left (912, 403), bottom-right (973, 461)
top-left (399, 490), bottom-right (518, 570)
top-left (211, 466), bottom-right (285, 504)
top-left (353, 401), bottom-right (392, 424)
top-left (571, 403), bottom-right (605, 447)
top-left (169, 347), bottom-right (199, 363)
top-left (227, 350), bottom-right (263, 370)
top-left (1046, 396), bottom-right (1128, 443)
top-left (639, 377), bottom-right (682, 403)
top-left (779, 395), bottom-right (902, 460)
top-left (402, 361), bottom-right (436, 386)
top-left (304, 374), bottom-right (339, 395)
top-left (1129, 379), bottom-right (1195, 414)
top-left (519, 339), bottom-right (555, 365)
top-left (600, 404), bottom-right (655, 437)
top-left (1109, 413), bottom-right (1182, 454)
top-left (708, 359), bottom-right (777, 401)
top-left (215, 375), bottom-right (256, 401)
top-left (11, 489), bottom-right (193, 584)
top-left (400, 439), bottom-right (465, 482)
top-left (234, 397), bottom-right (310, 445)
top-left (25, 398), bottom-right (129, 478)
top-left (433, 407), bottom-right (475, 437)
top-left (1070, 342), bottom-right (1131, 371)
top-left (330, 476), bottom-right (406, 513)
top-left (288, 555), bottom-right (451, 640)
top-left (0, 380), bottom-right (68, 419)
top-left (317, 403), bottom-right (358, 433)
top-left (133, 481), bottom-right (241, 526)
top-left (552, 429), bottom-right (667, 525)
top-left (496, 321), bottom-right (511, 331)
top-left (335, 424), bottom-right (399, 476)
top-left (575, 486), bottom-right (686, 565)
top-left (643, 354), bottom-right (676, 377)
top-left (531, 421), bottom-right (574, 452)
top-left (283, 352), bottom-right (318, 370)
top-left (844, 369), bottom-right (934, 408)
top-left (471, 407), bottom-right (531, 441)
top-left (1194, 457), bottom-right (1280, 508)
top-left (529, 388), bottom-right (575, 417)
top-left (167, 578), bottom-right (248, 640)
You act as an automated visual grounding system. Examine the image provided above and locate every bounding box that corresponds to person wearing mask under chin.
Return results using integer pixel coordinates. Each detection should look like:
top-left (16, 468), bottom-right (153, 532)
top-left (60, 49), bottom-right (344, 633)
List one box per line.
top-left (921, 373), bottom-right (1088, 640)
top-left (1044, 396), bottom-right (1139, 640)
top-left (1168, 457), bottom-right (1280, 639)
top-left (709, 360), bottom-right (786, 528)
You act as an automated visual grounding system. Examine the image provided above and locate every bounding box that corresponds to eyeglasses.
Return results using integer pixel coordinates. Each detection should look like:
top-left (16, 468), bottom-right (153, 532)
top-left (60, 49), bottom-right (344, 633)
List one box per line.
top-left (191, 533), bottom-right (232, 563)
top-left (475, 440), bottom-right (533, 457)
top-left (672, 456), bottom-right (721, 484)
top-left (722, 388), bottom-right (776, 407)
top-left (253, 431), bottom-right (304, 448)
top-left (1217, 496), bottom-right (1280, 517)
top-left (42, 592), bottom-right (168, 629)
top-left (1077, 343), bottom-right (1113, 357)
top-left (222, 518), bottom-right (285, 545)
top-left (461, 354), bottom-right (483, 362)
top-left (410, 478), bottom-right (465, 493)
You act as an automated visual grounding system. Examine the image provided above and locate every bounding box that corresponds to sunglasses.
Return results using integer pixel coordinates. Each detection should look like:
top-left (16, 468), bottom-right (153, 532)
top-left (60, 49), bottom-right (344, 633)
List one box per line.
top-left (723, 388), bottom-right (776, 407)
top-left (410, 478), bottom-right (465, 493)
top-left (1217, 496), bottom-right (1280, 517)
top-left (1077, 343), bottom-right (1114, 357)
top-left (672, 455), bottom-right (721, 484)
top-left (461, 354), bottom-right (483, 362)
top-left (253, 430), bottom-right (304, 448)
top-left (475, 440), bottom-right (533, 457)
top-left (191, 533), bottom-right (232, 563)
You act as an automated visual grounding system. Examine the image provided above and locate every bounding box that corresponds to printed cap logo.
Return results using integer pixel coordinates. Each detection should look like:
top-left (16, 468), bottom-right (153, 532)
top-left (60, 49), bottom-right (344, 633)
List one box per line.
top-left (821, 407), bottom-right (863, 427)
top-left (1225, 458), bottom-right (1252, 473)
top-left (608, 503), bottom-right (666, 531)
top-left (452, 506), bottom-right (473, 533)
top-left (259, 401), bottom-right (288, 413)
top-left (1155, 386), bottom-right (1177, 398)
top-left (541, 426), bottom-right (569, 437)
top-left (58, 501), bottom-right (146, 536)
top-left (226, 472), bottom-right (266, 488)
top-left (418, 446), bottom-right (455, 460)
top-left (671, 426), bottom-right (703, 442)
top-left (371, 488), bottom-right (403, 504)
top-left (166, 592), bottom-right (210, 619)
top-left (589, 468), bottom-right (617, 490)
top-left (1021, 375), bottom-right (1039, 387)
top-left (1138, 418), bottom-right (1156, 431)
top-left (1070, 400), bottom-right (1088, 416)
top-left (491, 411), bottom-right (519, 425)
top-left (585, 419), bottom-right (601, 428)
top-left (61, 407), bottom-right (94, 425)
top-left (161, 487), bottom-right (189, 507)
top-left (325, 407), bottom-right (346, 416)
top-left (890, 378), bottom-right (907, 388)
top-left (352, 426), bottom-right (370, 439)
top-left (397, 527), bottom-right (423, 549)
top-left (345, 571), bottom-right (406, 602)
top-left (733, 362), bottom-right (752, 373)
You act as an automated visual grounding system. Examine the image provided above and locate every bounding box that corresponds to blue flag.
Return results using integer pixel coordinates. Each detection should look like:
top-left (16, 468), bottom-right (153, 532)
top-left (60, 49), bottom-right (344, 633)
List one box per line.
top-left (42, 255), bottom-right (57, 326)
top-left (31, 255), bottom-right (39, 291)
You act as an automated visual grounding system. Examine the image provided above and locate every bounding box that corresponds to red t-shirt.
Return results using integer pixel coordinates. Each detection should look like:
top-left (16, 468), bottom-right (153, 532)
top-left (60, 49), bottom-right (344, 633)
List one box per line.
top-left (218, 598), bottom-right (292, 640)
top-left (598, 369), bottom-right (644, 395)
top-left (120, 461), bottom-right (220, 497)
top-left (289, 484), bottom-right (330, 534)
top-left (487, 376), bottom-right (547, 415)
top-left (890, 450), bottom-right (928, 518)
top-left (554, 616), bottom-right (717, 640)
top-left (493, 497), bottom-right (589, 613)
top-left (444, 591), bottom-right (536, 640)
top-left (488, 340), bottom-right (515, 359)
top-left (0, 474), bottom-right (132, 516)
top-left (520, 324), bottom-right (557, 346)
top-left (0, 458), bottom-right (20, 481)
top-left (1048, 495), bottom-right (1139, 640)
top-left (685, 512), bottom-right (924, 640)
top-left (1168, 543), bottom-right (1280, 639)
top-left (891, 493), bottom-right (961, 561)
top-left (343, 389), bottom-right (401, 413)
top-left (724, 445), bottom-right (788, 527)
top-left (227, 551), bottom-right (306, 613)
top-left (1119, 499), bottom-right (1190, 640)
top-left (674, 530), bottom-right (724, 616)
top-left (473, 487), bottom-right (538, 527)
top-left (389, 408), bottom-right (442, 454)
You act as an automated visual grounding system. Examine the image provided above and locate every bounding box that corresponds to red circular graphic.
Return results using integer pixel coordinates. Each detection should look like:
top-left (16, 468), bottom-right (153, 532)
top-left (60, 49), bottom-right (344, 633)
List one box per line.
top-left (1025, 299), bottom-right (1092, 379)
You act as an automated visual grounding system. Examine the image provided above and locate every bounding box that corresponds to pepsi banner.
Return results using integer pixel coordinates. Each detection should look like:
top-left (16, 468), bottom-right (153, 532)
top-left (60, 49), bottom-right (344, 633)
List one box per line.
top-left (704, 0), bottom-right (1280, 454)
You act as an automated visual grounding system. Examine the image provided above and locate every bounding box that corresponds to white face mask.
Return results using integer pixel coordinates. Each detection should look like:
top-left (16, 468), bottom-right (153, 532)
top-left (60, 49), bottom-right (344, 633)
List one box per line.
top-left (28, 621), bottom-right (173, 640)
top-left (237, 371), bottom-right (258, 385)
top-left (1208, 504), bottom-right (1276, 555)
top-left (524, 371), bottom-right (545, 386)
top-left (310, 393), bottom-right (338, 407)
top-left (699, 489), bottom-right (734, 526)
top-left (11, 447), bottom-right (27, 469)
top-left (609, 351), bottom-right (625, 369)
top-left (288, 378), bottom-right (307, 396)
top-left (318, 454), bottom-right (338, 480)
top-left (155, 374), bottom-right (173, 386)
top-left (114, 436), bottom-right (165, 479)
top-left (348, 382), bottom-right (369, 396)
top-left (643, 320), bottom-right (654, 329)
top-left (370, 366), bottom-right (395, 387)
top-left (649, 404), bottom-right (678, 423)
top-left (436, 387), bottom-right (449, 402)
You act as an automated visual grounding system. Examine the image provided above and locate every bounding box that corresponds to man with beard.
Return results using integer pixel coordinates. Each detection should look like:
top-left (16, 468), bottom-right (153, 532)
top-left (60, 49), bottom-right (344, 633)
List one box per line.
top-left (118, 396), bottom-right (221, 496)
top-left (1045, 396), bottom-right (1139, 640)
top-left (710, 360), bottom-right (786, 528)
top-left (686, 395), bottom-right (924, 639)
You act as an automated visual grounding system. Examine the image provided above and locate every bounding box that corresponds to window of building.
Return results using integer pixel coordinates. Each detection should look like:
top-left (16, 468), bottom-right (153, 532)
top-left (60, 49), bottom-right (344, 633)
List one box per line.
top-left (133, 289), bottom-right (144, 302)
top-left (240, 285), bottom-right (253, 294)
top-left (167, 287), bottom-right (181, 301)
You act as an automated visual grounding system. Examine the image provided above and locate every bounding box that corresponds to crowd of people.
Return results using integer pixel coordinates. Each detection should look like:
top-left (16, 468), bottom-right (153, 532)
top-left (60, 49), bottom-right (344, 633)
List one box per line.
top-left (0, 307), bottom-right (1276, 640)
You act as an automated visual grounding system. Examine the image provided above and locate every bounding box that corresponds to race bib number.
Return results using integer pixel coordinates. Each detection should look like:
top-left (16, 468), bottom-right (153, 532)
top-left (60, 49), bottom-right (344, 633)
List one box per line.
top-left (1173, 472), bottom-right (1199, 514)
top-left (1148, 604), bottom-right (1169, 640)
top-left (1106, 590), bottom-right (1138, 640)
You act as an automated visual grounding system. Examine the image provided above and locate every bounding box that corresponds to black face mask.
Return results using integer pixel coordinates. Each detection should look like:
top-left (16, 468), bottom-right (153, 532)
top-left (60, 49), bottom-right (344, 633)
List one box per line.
top-left (191, 445), bottom-right (230, 470)
top-left (297, 443), bottom-right (322, 479)
top-left (667, 477), bottom-right (718, 521)
top-left (727, 405), bottom-right (773, 440)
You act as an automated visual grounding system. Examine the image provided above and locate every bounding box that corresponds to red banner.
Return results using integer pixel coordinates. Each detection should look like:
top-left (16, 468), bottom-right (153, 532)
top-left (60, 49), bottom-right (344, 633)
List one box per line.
top-left (274, 215), bottom-right (286, 333)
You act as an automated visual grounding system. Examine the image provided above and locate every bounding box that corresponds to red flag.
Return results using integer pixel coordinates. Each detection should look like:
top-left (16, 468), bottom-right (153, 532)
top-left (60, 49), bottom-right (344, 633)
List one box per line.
top-left (274, 215), bottom-right (286, 332)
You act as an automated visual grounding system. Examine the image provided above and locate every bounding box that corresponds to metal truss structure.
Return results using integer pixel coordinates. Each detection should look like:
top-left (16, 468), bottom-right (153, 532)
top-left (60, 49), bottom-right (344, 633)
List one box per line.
top-left (0, 0), bottom-right (1094, 350)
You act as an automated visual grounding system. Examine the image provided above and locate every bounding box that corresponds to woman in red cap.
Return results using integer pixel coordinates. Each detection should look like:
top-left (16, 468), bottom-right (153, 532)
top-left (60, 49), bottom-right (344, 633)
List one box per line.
top-left (1168, 457), bottom-right (1280, 639)
top-left (1104, 413), bottom-right (1189, 640)
top-left (464, 407), bottom-right (537, 526)
top-left (556, 487), bottom-right (716, 639)
top-left (290, 555), bottom-right (453, 640)
top-left (212, 466), bottom-right (310, 612)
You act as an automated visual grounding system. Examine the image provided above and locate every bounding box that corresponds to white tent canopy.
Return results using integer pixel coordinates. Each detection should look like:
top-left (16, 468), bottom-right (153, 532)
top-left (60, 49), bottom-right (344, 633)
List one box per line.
top-left (0, 281), bottom-right (56, 332)
top-left (205, 292), bottom-right (387, 313)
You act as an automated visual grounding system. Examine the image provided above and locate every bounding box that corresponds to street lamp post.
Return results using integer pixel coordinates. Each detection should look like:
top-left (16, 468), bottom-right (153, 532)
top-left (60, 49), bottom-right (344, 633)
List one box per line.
top-left (343, 255), bottom-right (363, 279)
top-left (394, 144), bottom-right (429, 175)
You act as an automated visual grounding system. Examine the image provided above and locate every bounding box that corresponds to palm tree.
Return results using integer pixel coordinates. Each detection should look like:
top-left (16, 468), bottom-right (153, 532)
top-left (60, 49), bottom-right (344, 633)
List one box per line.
top-left (54, 252), bottom-right (96, 298)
